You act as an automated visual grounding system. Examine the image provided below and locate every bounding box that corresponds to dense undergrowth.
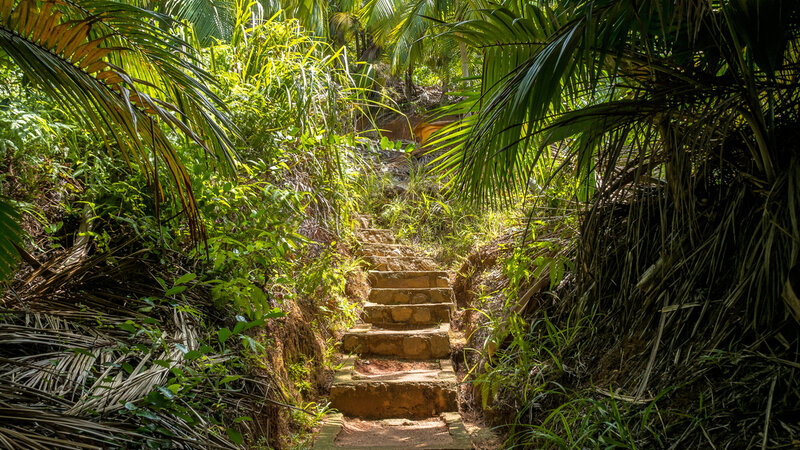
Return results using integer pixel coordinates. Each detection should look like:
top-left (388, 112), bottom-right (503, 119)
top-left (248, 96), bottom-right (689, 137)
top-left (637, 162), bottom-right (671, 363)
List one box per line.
top-left (356, 164), bottom-right (515, 270)
top-left (0, 10), bottom-right (374, 448)
top-left (423, 1), bottom-right (800, 448)
top-left (375, 152), bottom-right (800, 448)
top-left (3, 0), bottom-right (800, 448)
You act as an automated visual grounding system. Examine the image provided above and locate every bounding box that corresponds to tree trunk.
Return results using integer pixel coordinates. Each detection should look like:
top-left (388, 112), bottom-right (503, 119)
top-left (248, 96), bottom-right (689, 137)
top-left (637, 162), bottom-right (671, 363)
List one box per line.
top-left (440, 68), bottom-right (450, 103)
top-left (459, 41), bottom-right (469, 80)
top-left (405, 67), bottom-right (415, 101)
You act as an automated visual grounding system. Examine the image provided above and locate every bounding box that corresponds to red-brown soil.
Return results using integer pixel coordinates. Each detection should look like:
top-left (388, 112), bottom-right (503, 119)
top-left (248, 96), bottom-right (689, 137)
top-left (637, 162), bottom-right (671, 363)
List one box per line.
top-left (334, 418), bottom-right (454, 448)
top-left (354, 358), bottom-right (439, 375)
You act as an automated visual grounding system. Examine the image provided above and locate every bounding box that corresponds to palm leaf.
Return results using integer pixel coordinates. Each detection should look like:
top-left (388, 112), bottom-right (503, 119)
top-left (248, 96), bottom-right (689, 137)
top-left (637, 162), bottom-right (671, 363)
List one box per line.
top-left (0, 0), bottom-right (239, 239)
top-left (0, 241), bottom-right (273, 448)
top-left (167, 0), bottom-right (235, 45)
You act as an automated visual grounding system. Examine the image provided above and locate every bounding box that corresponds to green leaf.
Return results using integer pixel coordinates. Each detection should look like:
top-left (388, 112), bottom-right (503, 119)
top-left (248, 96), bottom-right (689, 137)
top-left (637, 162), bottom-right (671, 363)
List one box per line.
top-left (184, 350), bottom-right (202, 360)
top-left (232, 319), bottom-right (247, 335)
top-left (242, 336), bottom-right (262, 352)
top-left (118, 321), bottom-right (137, 333)
top-left (135, 409), bottom-right (159, 420)
top-left (262, 307), bottom-right (287, 319)
top-left (226, 428), bottom-right (243, 445)
top-left (218, 327), bottom-right (233, 343)
top-left (175, 273), bottom-right (197, 285)
top-left (157, 386), bottom-right (175, 399)
top-left (146, 390), bottom-right (170, 408)
top-left (155, 277), bottom-right (168, 290)
top-left (165, 285), bottom-right (187, 296)
top-left (221, 375), bottom-right (241, 384)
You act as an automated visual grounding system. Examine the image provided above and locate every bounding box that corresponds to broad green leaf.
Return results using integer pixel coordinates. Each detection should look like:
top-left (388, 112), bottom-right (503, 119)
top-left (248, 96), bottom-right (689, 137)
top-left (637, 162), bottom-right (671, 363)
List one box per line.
top-left (226, 428), bottom-right (243, 445)
top-left (165, 285), bottom-right (187, 296)
top-left (218, 327), bottom-right (233, 343)
top-left (175, 273), bottom-right (197, 285)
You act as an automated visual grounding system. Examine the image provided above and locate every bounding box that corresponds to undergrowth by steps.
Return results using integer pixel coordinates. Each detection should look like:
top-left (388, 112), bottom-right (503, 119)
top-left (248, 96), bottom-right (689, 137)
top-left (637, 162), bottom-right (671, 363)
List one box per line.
top-left (0, 12), bottom-right (373, 448)
top-left (352, 149), bottom-right (800, 448)
top-left (356, 164), bottom-right (516, 270)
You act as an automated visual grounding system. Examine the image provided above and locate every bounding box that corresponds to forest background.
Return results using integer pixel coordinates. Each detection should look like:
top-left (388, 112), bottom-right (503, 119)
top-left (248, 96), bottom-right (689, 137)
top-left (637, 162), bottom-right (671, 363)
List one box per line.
top-left (1, 0), bottom-right (799, 448)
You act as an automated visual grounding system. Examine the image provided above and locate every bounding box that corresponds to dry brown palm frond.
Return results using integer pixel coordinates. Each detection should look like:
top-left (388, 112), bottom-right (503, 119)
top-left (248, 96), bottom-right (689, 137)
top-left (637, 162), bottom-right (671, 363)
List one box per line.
top-left (0, 239), bottom-right (277, 448)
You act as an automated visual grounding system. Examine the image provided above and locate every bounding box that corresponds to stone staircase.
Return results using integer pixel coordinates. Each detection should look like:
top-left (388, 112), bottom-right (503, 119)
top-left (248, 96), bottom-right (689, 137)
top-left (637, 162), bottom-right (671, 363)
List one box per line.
top-left (314, 218), bottom-right (472, 449)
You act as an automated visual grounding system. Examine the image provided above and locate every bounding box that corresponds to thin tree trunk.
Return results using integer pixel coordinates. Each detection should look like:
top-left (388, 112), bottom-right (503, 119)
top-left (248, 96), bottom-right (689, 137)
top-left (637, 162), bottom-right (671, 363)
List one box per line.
top-left (459, 41), bottom-right (469, 80)
top-left (360, 31), bottom-right (367, 59)
top-left (440, 69), bottom-right (450, 103)
top-left (405, 67), bottom-right (415, 101)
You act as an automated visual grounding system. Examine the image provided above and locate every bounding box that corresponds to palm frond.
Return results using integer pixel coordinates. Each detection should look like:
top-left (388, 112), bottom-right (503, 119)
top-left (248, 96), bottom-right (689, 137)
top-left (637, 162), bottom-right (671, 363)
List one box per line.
top-left (434, 0), bottom-right (800, 333)
top-left (0, 240), bottom-right (277, 448)
top-left (0, 0), bottom-right (239, 239)
top-left (168, 0), bottom-right (235, 44)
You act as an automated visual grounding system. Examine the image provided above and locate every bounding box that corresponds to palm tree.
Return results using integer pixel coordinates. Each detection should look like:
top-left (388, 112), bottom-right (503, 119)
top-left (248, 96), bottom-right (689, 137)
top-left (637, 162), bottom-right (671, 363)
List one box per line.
top-left (435, 0), bottom-right (800, 321)
top-left (271, 0), bottom-right (471, 100)
top-left (365, 0), bottom-right (467, 99)
top-left (0, 0), bottom-right (238, 279)
top-left (430, 0), bottom-right (800, 445)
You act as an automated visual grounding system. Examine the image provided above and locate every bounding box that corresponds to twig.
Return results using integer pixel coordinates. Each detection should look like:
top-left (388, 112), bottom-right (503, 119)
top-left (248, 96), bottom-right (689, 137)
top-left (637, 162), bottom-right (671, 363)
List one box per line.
top-left (12, 243), bottom-right (55, 277)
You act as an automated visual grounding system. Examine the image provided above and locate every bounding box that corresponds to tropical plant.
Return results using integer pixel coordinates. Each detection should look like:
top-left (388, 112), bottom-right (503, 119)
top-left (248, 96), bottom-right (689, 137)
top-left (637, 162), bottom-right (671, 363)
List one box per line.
top-left (0, 238), bottom-right (285, 448)
top-left (435, 0), bottom-right (800, 446)
top-left (364, 0), bottom-right (468, 98)
top-left (0, 0), bottom-right (238, 250)
top-left (439, 0), bottom-right (800, 322)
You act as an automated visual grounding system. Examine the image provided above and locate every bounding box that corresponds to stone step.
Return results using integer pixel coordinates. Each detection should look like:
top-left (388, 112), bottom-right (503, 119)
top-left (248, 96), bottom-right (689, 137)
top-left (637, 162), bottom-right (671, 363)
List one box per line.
top-left (364, 255), bottom-right (436, 271)
top-left (342, 324), bottom-right (451, 360)
top-left (360, 243), bottom-right (417, 257)
top-left (356, 228), bottom-right (396, 244)
top-left (363, 302), bottom-right (452, 326)
top-left (329, 357), bottom-right (458, 419)
top-left (369, 288), bottom-right (455, 305)
top-left (314, 412), bottom-right (472, 449)
top-left (368, 271), bottom-right (449, 288)
top-left (353, 215), bottom-right (372, 229)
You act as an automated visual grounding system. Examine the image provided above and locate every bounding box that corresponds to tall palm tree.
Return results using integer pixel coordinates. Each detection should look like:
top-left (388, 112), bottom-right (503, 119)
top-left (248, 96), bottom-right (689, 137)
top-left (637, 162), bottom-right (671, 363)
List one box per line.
top-left (0, 0), bottom-right (239, 278)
